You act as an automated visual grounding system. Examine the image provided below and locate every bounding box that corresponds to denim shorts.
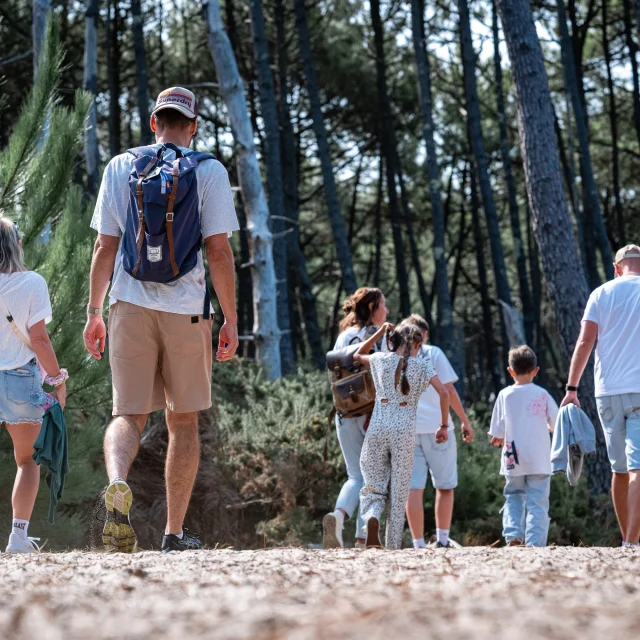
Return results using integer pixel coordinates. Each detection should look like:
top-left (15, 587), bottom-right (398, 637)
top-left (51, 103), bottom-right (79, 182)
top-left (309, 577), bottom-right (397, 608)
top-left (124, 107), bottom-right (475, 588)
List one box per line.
top-left (410, 432), bottom-right (458, 490)
top-left (597, 393), bottom-right (640, 472)
top-left (0, 359), bottom-right (47, 425)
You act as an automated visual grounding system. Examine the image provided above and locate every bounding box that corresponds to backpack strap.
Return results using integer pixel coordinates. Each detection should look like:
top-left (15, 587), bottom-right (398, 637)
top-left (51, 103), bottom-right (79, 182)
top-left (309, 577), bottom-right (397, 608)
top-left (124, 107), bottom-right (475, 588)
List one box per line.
top-left (131, 154), bottom-right (160, 277)
top-left (165, 158), bottom-right (181, 278)
top-left (0, 292), bottom-right (33, 350)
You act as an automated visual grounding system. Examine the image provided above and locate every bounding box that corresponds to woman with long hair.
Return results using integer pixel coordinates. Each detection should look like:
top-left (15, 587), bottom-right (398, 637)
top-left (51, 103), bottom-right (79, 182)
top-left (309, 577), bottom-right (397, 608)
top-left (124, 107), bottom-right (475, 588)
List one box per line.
top-left (323, 287), bottom-right (389, 549)
top-left (0, 218), bottom-right (67, 553)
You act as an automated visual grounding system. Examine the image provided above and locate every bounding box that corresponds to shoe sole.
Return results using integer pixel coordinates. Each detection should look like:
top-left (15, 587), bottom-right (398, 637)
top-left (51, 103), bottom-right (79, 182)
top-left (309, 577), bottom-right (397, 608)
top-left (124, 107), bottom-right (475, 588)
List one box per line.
top-left (366, 518), bottom-right (381, 548)
top-left (322, 514), bottom-right (343, 549)
top-left (103, 481), bottom-right (136, 553)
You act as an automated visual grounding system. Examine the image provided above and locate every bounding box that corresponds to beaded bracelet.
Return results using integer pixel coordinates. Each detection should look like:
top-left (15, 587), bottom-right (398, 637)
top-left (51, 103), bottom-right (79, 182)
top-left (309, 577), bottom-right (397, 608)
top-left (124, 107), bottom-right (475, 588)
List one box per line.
top-left (45, 368), bottom-right (68, 388)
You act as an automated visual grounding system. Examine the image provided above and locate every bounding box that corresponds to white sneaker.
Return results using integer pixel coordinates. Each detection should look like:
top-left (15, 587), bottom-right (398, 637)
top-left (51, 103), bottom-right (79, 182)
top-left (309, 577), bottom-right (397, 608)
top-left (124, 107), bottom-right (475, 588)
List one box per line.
top-left (6, 533), bottom-right (41, 553)
top-left (322, 512), bottom-right (344, 549)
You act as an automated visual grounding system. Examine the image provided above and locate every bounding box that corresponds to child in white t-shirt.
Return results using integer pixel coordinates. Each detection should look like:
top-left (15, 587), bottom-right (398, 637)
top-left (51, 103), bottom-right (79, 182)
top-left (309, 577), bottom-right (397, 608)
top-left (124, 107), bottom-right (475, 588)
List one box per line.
top-left (489, 346), bottom-right (558, 547)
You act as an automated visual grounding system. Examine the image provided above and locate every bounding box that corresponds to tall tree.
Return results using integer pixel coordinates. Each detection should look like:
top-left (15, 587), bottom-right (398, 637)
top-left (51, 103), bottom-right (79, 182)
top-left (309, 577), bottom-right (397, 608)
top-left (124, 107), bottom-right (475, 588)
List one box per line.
top-left (410, 0), bottom-right (455, 357)
top-left (32, 0), bottom-right (51, 79)
top-left (557, 0), bottom-right (614, 281)
top-left (131, 0), bottom-right (152, 144)
top-left (204, 0), bottom-right (281, 379)
top-left (274, 0), bottom-right (324, 370)
top-left (293, 0), bottom-right (358, 294)
top-left (496, 0), bottom-right (610, 494)
top-left (458, 0), bottom-right (512, 314)
top-left (83, 0), bottom-right (100, 195)
top-left (106, 0), bottom-right (121, 157)
top-left (623, 0), bottom-right (640, 151)
top-left (250, 0), bottom-right (295, 374)
top-left (491, 0), bottom-right (534, 346)
top-left (370, 0), bottom-right (411, 318)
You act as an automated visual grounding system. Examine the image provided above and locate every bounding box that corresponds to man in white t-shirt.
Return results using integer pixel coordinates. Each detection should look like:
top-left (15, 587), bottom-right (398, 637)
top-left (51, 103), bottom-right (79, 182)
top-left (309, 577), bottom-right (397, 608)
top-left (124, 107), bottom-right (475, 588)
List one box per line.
top-left (405, 315), bottom-right (474, 549)
top-left (561, 244), bottom-right (640, 546)
top-left (83, 88), bottom-right (240, 553)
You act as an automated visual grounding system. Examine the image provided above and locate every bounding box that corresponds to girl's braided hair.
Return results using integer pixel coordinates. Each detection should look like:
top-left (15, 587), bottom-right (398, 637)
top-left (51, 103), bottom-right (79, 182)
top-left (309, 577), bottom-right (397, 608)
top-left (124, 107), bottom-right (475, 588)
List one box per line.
top-left (386, 321), bottom-right (424, 395)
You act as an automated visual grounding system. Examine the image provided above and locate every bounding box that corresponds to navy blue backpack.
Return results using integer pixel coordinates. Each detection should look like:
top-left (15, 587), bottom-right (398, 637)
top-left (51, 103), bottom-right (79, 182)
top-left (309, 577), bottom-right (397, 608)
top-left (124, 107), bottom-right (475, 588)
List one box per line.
top-left (122, 142), bottom-right (215, 289)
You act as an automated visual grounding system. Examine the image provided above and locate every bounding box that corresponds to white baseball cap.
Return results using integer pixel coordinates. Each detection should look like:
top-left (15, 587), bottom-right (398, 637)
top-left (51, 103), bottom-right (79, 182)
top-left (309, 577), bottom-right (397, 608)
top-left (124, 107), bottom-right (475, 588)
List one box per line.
top-left (614, 244), bottom-right (640, 264)
top-left (152, 87), bottom-right (198, 119)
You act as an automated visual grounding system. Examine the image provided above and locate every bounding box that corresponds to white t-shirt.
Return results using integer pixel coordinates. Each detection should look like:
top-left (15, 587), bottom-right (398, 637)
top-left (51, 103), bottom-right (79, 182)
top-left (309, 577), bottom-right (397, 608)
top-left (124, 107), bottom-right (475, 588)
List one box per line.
top-left (415, 345), bottom-right (457, 434)
top-left (0, 271), bottom-right (53, 370)
top-left (489, 383), bottom-right (558, 477)
top-left (582, 275), bottom-right (640, 397)
top-left (333, 326), bottom-right (388, 351)
top-left (91, 145), bottom-right (240, 315)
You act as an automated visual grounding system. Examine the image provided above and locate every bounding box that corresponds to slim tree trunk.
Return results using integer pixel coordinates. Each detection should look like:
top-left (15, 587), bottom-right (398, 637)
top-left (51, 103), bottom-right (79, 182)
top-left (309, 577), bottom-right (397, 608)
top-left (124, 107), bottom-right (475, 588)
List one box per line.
top-left (491, 0), bottom-right (534, 345)
top-left (458, 0), bottom-right (512, 310)
top-left (83, 0), bottom-right (100, 195)
top-left (410, 0), bottom-right (455, 357)
top-left (275, 0), bottom-right (324, 370)
top-left (157, 0), bottom-right (166, 86)
top-left (33, 0), bottom-right (51, 80)
top-left (496, 0), bottom-right (611, 495)
top-left (107, 0), bottom-right (121, 157)
top-left (236, 194), bottom-right (255, 359)
top-left (373, 150), bottom-right (384, 288)
top-left (602, 0), bottom-right (626, 246)
top-left (624, 0), bottom-right (640, 151)
top-left (205, 0), bottom-right (281, 379)
top-left (558, 0), bottom-right (614, 279)
top-left (250, 0), bottom-right (295, 374)
top-left (294, 0), bottom-right (357, 294)
top-left (526, 201), bottom-right (546, 388)
top-left (131, 0), bottom-right (152, 144)
top-left (370, 0), bottom-right (411, 318)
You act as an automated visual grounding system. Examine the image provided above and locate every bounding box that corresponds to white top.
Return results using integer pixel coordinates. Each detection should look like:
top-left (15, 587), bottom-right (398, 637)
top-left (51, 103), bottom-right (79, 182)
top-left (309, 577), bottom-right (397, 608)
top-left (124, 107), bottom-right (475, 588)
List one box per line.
top-left (0, 271), bottom-right (53, 370)
top-left (333, 326), bottom-right (389, 351)
top-left (582, 275), bottom-right (640, 397)
top-left (489, 383), bottom-right (558, 477)
top-left (91, 145), bottom-right (240, 315)
top-left (415, 345), bottom-right (457, 434)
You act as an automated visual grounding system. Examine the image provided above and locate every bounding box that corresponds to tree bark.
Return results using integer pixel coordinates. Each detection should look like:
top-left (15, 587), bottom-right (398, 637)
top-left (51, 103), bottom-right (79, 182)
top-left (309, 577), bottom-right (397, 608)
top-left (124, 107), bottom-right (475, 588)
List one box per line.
top-left (131, 0), bottom-right (152, 145)
top-left (275, 0), bottom-right (324, 371)
top-left (106, 0), bottom-right (121, 157)
top-left (294, 0), bottom-right (358, 295)
top-left (33, 0), bottom-right (51, 80)
top-left (204, 0), bottom-right (281, 379)
top-left (370, 0), bottom-right (411, 318)
top-left (623, 0), bottom-right (640, 151)
top-left (557, 0), bottom-right (614, 280)
top-left (526, 201), bottom-right (546, 388)
top-left (496, 0), bottom-right (611, 495)
top-left (250, 0), bottom-right (295, 374)
top-left (602, 0), bottom-right (625, 247)
top-left (83, 0), bottom-right (100, 195)
top-left (491, 0), bottom-right (534, 346)
top-left (373, 150), bottom-right (384, 288)
top-left (410, 0), bottom-right (455, 357)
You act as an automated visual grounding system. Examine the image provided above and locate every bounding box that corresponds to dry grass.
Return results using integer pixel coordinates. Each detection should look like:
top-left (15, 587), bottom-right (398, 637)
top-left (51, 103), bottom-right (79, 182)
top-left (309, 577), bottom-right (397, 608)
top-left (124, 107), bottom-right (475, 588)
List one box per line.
top-left (1, 547), bottom-right (639, 639)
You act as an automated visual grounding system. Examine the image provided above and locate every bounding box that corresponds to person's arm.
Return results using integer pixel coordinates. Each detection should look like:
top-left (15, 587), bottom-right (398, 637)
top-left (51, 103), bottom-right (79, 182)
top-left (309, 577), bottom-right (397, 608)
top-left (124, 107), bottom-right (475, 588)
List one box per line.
top-left (547, 392), bottom-right (560, 432)
top-left (447, 382), bottom-right (474, 443)
top-left (430, 375), bottom-right (450, 444)
top-left (489, 395), bottom-right (505, 447)
top-left (353, 323), bottom-right (392, 367)
top-left (560, 320), bottom-right (598, 408)
top-left (205, 233), bottom-right (238, 362)
top-left (83, 234), bottom-right (119, 360)
top-left (29, 320), bottom-right (66, 408)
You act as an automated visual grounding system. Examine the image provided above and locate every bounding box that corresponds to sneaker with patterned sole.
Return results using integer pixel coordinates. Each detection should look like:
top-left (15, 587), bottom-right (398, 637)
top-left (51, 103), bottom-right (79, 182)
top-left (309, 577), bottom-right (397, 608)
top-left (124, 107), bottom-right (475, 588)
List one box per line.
top-left (5, 533), bottom-right (41, 553)
top-left (161, 528), bottom-right (203, 551)
top-left (103, 479), bottom-right (136, 553)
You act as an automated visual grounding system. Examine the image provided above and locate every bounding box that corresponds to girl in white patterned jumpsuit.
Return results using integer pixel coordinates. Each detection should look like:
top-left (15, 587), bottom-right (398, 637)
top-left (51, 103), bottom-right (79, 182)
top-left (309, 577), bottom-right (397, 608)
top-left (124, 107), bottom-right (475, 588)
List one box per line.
top-left (354, 322), bottom-right (450, 549)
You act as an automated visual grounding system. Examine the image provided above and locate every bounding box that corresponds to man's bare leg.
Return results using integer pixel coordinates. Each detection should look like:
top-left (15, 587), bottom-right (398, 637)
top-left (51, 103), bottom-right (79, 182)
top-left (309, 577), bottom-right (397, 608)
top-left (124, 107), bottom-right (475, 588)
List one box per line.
top-left (611, 472), bottom-right (630, 542)
top-left (165, 410), bottom-right (200, 535)
top-left (104, 414), bottom-right (148, 481)
top-left (435, 488), bottom-right (454, 530)
top-left (406, 489), bottom-right (425, 541)
top-left (625, 470), bottom-right (640, 544)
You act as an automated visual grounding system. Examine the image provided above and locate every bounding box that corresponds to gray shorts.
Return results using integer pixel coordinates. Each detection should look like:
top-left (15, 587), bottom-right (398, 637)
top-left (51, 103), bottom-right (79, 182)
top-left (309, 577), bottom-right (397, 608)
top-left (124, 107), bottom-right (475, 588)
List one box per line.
top-left (596, 393), bottom-right (640, 473)
top-left (409, 432), bottom-right (458, 490)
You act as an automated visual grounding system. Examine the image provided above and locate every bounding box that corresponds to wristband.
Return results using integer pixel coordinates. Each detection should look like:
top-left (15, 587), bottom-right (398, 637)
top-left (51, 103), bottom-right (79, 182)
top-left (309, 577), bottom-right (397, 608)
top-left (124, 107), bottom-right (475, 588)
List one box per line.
top-left (87, 304), bottom-right (103, 315)
top-left (439, 424), bottom-right (448, 429)
top-left (45, 369), bottom-right (68, 387)
top-left (565, 385), bottom-right (578, 392)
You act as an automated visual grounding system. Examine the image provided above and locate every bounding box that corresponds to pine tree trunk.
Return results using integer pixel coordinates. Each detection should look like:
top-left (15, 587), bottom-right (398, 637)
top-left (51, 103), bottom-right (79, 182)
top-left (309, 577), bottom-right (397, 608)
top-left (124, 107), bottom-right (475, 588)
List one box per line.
top-left (236, 193), bottom-right (255, 359)
top-left (293, 0), bottom-right (357, 294)
top-left (107, 0), bottom-right (121, 157)
top-left (250, 0), bottom-right (295, 375)
top-left (491, 0), bottom-right (534, 345)
top-left (496, 0), bottom-right (611, 495)
top-left (558, 0), bottom-right (614, 280)
top-left (83, 0), bottom-right (100, 195)
top-left (275, 0), bottom-right (324, 370)
top-left (410, 0), bottom-right (455, 357)
top-left (370, 0), bottom-right (411, 318)
top-left (157, 0), bottom-right (166, 86)
top-left (131, 0), bottom-right (152, 145)
top-left (373, 149), bottom-right (384, 288)
top-left (526, 201), bottom-right (546, 388)
top-left (205, 0), bottom-right (281, 379)
top-left (33, 0), bottom-right (51, 80)
top-left (458, 0), bottom-right (512, 311)
top-left (624, 0), bottom-right (640, 151)
top-left (602, 0), bottom-right (626, 247)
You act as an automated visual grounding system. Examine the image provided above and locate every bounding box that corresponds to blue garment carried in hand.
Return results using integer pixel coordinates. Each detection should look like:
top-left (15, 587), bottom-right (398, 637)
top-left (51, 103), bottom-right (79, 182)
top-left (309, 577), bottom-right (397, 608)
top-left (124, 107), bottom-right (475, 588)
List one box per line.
top-left (32, 403), bottom-right (69, 524)
top-left (551, 404), bottom-right (596, 486)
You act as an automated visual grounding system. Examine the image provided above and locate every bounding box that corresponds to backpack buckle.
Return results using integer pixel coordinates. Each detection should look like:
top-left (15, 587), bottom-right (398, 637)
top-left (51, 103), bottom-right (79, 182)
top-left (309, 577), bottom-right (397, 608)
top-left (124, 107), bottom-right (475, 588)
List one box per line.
top-left (166, 212), bottom-right (174, 222)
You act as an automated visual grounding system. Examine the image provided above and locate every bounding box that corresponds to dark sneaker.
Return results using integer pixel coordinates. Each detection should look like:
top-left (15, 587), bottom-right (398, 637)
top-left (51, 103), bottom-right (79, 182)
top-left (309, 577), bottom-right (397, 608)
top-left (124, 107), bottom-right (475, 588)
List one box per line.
top-left (103, 479), bottom-right (136, 553)
top-left (161, 528), bottom-right (203, 551)
top-left (366, 517), bottom-right (382, 548)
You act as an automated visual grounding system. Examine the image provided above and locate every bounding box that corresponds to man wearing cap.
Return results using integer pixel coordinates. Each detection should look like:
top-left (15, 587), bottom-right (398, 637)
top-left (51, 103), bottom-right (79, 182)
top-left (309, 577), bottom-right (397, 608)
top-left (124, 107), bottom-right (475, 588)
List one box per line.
top-left (561, 244), bottom-right (640, 546)
top-left (84, 87), bottom-right (239, 552)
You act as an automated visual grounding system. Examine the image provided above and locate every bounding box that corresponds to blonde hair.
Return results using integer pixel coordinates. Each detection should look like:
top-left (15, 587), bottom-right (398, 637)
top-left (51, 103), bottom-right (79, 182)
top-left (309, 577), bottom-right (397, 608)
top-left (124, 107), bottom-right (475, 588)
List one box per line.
top-left (0, 218), bottom-right (25, 274)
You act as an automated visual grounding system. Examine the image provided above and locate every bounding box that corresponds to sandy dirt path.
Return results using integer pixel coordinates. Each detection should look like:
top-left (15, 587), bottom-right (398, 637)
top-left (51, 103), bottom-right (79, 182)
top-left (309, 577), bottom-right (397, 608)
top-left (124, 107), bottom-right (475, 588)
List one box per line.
top-left (0, 547), bottom-right (638, 639)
